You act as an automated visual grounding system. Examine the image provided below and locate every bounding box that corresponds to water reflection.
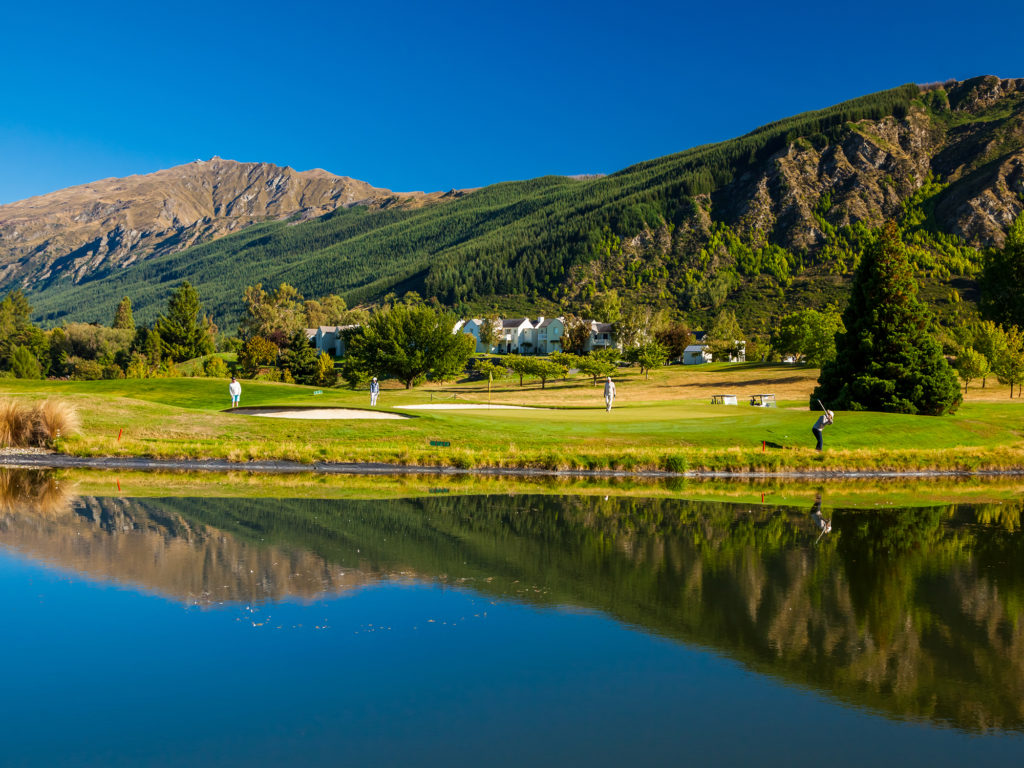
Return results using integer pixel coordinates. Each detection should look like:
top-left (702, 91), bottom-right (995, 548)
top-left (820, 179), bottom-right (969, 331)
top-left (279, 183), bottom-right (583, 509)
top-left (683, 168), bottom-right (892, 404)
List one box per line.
top-left (2, 469), bottom-right (1023, 733)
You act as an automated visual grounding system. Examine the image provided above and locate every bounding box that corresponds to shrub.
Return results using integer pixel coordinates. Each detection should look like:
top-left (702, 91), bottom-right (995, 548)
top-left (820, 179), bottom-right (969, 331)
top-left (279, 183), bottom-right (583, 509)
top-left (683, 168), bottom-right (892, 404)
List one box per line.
top-left (70, 358), bottom-right (104, 381)
top-left (203, 356), bottom-right (231, 378)
top-left (10, 346), bottom-right (42, 379)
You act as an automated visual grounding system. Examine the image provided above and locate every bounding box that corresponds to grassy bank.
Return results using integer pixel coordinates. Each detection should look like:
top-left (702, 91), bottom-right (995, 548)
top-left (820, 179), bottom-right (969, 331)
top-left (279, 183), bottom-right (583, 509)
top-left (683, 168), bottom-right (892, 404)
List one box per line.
top-left (2, 363), bottom-right (1023, 473)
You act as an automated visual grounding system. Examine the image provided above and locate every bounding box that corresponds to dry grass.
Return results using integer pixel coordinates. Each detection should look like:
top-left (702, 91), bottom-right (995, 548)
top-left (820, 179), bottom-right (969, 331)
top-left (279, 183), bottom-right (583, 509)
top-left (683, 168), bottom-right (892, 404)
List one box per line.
top-left (0, 398), bottom-right (80, 448)
top-left (34, 399), bottom-right (82, 442)
top-left (0, 400), bottom-right (36, 447)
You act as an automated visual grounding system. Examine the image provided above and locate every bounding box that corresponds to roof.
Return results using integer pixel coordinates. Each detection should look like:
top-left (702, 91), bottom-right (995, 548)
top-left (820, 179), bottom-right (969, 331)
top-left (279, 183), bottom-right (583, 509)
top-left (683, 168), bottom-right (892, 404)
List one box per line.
top-left (684, 344), bottom-right (708, 353)
top-left (592, 322), bottom-right (614, 333)
top-left (693, 331), bottom-right (708, 342)
top-left (304, 328), bottom-right (317, 339)
top-left (502, 318), bottom-right (531, 328)
top-left (536, 317), bottom-right (560, 329)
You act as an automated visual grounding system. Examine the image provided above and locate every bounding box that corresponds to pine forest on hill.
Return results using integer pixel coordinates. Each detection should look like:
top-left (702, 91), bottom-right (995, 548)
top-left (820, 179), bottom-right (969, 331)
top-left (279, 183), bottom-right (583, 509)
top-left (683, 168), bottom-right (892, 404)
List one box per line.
top-left (16, 77), bottom-right (1024, 340)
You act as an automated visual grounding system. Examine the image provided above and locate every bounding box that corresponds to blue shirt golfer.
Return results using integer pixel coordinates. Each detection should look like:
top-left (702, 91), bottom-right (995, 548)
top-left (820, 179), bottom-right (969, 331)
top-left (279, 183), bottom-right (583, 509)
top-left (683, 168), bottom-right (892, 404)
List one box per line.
top-left (369, 377), bottom-right (380, 406)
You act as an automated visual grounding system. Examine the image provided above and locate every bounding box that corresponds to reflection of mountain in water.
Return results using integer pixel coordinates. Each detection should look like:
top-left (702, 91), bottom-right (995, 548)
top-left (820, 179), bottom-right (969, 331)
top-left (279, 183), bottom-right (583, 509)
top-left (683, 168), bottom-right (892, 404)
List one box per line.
top-left (0, 478), bottom-right (378, 604)
top-left (2, 469), bottom-right (1023, 733)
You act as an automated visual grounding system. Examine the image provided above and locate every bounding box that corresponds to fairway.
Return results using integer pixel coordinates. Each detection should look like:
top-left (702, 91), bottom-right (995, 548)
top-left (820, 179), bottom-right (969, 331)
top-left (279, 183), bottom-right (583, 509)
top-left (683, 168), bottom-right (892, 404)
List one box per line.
top-left (2, 363), bottom-right (1023, 473)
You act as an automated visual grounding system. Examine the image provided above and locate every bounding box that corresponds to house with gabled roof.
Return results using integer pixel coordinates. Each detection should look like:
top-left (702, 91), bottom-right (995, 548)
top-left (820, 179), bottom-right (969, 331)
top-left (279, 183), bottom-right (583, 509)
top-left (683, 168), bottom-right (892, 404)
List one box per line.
top-left (306, 325), bottom-right (360, 357)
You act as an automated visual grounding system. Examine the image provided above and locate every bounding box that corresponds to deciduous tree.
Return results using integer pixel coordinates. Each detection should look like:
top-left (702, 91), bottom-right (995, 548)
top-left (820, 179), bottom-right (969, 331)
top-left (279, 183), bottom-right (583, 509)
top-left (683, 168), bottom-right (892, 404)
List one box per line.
top-left (954, 347), bottom-right (989, 393)
top-left (344, 305), bottom-right (474, 389)
top-left (774, 308), bottom-right (844, 366)
top-left (993, 325), bottom-right (1024, 398)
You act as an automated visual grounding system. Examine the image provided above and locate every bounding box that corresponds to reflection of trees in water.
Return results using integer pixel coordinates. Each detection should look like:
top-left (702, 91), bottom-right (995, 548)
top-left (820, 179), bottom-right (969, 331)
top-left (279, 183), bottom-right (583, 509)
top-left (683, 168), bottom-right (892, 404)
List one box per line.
top-left (2, 469), bottom-right (1023, 732)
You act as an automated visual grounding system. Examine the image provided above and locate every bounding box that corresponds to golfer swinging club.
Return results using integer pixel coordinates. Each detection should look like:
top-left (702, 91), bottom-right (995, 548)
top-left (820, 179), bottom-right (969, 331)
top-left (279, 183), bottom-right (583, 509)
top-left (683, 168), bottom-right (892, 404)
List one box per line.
top-left (812, 400), bottom-right (833, 451)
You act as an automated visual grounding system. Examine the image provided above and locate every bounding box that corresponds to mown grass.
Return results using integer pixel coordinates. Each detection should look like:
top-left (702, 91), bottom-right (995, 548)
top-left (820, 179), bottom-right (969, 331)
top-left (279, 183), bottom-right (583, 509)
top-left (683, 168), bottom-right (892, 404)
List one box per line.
top-left (2, 364), bottom-right (1023, 473)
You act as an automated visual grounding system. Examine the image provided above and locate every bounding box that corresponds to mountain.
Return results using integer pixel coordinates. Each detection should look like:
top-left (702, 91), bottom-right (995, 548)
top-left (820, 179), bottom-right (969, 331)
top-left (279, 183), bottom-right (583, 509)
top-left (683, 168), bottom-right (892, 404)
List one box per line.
top-left (0, 156), bottom-right (443, 290)
top-left (6, 76), bottom-right (1024, 329)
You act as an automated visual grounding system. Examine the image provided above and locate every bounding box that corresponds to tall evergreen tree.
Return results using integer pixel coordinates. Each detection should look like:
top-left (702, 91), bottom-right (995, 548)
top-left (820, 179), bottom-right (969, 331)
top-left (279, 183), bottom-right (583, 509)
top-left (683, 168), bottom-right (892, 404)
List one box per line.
top-left (813, 221), bottom-right (961, 415)
top-left (154, 281), bottom-right (214, 362)
top-left (113, 296), bottom-right (135, 330)
top-left (980, 212), bottom-right (1024, 327)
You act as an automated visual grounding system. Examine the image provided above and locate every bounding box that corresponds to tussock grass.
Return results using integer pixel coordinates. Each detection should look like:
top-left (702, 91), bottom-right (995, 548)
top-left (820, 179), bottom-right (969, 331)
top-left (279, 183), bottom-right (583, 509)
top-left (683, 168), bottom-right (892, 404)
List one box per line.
top-left (0, 398), bottom-right (80, 448)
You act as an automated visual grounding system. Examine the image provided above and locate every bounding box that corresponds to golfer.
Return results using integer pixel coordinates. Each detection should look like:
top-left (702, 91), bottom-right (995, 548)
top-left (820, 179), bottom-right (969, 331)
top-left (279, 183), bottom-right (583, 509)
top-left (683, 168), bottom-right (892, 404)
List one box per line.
top-left (369, 376), bottom-right (380, 406)
top-left (604, 376), bottom-right (616, 412)
top-left (229, 376), bottom-right (241, 408)
top-left (811, 409), bottom-right (834, 451)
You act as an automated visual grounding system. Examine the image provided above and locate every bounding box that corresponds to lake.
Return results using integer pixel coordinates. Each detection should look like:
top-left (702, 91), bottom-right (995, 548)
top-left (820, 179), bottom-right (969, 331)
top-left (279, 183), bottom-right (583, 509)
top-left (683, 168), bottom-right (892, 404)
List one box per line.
top-left (1, 469), bottom-right (1022, 766)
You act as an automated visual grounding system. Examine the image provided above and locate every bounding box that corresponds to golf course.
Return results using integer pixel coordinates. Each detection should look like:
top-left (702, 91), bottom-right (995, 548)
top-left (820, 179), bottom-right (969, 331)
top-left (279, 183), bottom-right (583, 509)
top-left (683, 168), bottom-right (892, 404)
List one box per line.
top-left (2, 361), bottom-right (1022, 473)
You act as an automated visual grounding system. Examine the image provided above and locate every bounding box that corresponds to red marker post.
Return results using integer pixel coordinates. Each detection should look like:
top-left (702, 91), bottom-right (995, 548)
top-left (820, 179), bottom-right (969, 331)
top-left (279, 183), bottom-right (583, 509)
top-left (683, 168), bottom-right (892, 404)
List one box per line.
top-left (117, 429), bottom-right (122, 443)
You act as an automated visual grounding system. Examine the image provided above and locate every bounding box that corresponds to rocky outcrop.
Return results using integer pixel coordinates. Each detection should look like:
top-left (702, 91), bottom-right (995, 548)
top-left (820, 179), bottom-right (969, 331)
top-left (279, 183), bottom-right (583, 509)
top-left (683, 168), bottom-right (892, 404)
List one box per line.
top-left (0, 157), bottom-right (440, 289)
top-left (716, 78), bottom-right (1024, 250)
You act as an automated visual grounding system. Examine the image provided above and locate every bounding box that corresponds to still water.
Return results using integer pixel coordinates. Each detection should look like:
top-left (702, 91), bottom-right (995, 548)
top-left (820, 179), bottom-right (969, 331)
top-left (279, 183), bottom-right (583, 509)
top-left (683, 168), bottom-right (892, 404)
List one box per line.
top-left (1, 471), bottom-right (1022, 766)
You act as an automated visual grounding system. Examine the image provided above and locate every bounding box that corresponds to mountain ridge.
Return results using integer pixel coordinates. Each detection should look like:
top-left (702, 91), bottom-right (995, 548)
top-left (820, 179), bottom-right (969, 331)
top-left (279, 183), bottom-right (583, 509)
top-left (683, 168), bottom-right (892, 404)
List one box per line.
top-left (6, 76), bottom-right (1024, 329)
top-left (0, 156), bottom-right (446, 290)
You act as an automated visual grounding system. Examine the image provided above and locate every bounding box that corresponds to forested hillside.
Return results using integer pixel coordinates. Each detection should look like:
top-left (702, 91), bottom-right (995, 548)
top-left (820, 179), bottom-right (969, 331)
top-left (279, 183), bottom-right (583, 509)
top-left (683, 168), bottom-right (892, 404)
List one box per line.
top-left (17, 76), bottom-right (1024, 331)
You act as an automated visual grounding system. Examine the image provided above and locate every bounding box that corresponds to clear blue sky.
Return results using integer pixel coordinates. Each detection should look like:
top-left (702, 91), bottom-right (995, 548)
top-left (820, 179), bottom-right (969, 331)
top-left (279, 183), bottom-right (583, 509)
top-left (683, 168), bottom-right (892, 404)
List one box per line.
top-left (2, 0), bottom-right (1022, 204)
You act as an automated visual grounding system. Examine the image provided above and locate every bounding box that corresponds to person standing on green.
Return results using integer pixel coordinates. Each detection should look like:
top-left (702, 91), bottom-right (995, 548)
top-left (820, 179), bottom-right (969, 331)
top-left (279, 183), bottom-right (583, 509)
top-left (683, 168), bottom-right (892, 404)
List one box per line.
top-left (229, 376), bottom-right (241, 408)
top-left (603, 376), bottom-right (616, 412)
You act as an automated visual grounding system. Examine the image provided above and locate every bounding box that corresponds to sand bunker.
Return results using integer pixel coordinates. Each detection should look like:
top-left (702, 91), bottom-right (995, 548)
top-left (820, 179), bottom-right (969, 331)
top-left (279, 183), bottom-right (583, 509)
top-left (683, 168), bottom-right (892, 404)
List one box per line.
top-left (231, 407), bottom-right (409, 420)
top-left (394, 404), bottom-right (547, 410)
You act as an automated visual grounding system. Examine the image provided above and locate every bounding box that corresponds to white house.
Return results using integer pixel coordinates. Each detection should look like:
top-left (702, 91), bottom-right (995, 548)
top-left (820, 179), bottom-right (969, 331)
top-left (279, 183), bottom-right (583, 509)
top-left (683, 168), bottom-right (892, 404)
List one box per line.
top-left (586, 321), bottom-right (615, 352)
top-left (307, 325), bottom-right (359, 357)
top-left (529, 316), bottom-right (564, 354)
top-left (682, 331), bottom-right (746, 364)
top-left (497, 318), bottom-right (533, 353)
top-left (683, 344), bottom-right (713, 364)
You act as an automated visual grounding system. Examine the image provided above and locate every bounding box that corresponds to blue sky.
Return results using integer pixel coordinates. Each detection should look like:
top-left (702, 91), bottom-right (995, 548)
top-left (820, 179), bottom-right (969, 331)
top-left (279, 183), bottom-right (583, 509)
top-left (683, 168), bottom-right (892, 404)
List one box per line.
top-left (2, 0), bottom-right (1022, 204)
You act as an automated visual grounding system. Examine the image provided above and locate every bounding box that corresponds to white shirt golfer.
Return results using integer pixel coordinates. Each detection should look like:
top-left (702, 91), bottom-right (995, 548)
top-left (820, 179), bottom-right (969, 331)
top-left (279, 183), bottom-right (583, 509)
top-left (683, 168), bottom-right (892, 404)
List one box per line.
top-left (229, 378), bottom-right (241, 408)
top-left (604, 377), bottom-right (616, 411)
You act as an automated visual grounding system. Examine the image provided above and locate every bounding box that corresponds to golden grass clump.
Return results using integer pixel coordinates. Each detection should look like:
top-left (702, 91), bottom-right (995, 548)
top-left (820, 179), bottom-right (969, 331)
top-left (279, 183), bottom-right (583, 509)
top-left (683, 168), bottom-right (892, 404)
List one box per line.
top-left (0, 399), bottom-right (80, 448)
top-left (35, 399), bottom-right (82, 443)
top-left (0, 400), bottom-right (36, 448)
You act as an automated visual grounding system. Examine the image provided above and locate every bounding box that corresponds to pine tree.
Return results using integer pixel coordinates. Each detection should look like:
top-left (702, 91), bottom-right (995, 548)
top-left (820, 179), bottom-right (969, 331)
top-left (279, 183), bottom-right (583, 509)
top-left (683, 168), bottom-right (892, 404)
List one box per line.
top-left (980, 212), bottom-right (1024, 327)
top-left (154, 281), bottom-right (214, 362)
top-left (113, 296), bottom-right (135, 330)
top-left (813, 221), bottom-right (961, 415)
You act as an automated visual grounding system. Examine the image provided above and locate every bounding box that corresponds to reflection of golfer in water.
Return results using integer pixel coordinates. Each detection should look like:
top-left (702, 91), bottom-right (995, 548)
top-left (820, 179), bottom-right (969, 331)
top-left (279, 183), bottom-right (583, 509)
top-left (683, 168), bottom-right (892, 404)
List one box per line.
top-left (811, 493), bottom-right (831, 541)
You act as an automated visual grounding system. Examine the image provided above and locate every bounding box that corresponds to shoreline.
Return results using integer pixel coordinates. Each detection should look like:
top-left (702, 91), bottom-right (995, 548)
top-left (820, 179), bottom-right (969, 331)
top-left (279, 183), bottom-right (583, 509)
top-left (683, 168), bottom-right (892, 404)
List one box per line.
top-left (3, 452), bottom-right (1024, 480)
